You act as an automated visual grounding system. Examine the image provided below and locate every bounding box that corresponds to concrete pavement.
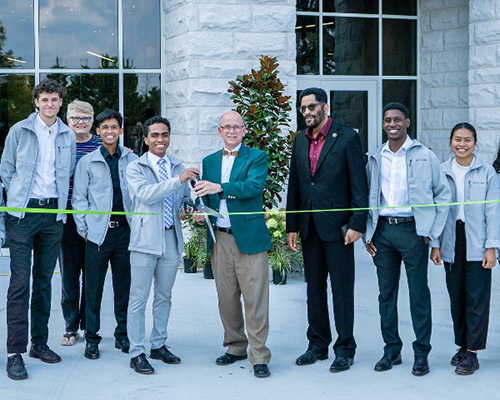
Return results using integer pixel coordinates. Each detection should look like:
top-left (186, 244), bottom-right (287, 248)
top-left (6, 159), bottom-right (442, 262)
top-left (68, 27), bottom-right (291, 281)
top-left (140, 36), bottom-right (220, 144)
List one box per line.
top-left (0, 242), bottom-right (499, 399)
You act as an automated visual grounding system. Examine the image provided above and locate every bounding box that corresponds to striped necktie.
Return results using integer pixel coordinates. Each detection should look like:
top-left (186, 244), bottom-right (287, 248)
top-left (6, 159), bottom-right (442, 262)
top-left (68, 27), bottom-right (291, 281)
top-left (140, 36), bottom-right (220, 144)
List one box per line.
top-left (157, 158), bottom-right (174, 228)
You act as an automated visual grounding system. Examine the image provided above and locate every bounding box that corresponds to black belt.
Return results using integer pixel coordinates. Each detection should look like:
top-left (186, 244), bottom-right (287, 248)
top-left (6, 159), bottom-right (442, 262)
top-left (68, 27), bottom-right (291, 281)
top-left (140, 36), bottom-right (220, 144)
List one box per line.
top-left (215, 226), bottom-right (233, 235)
top-left (380, 216), bottom-right (414, 225)
top-left (165, 225), bottom-right (174, 230)
top-left (28, 198), bottom-right (57, 207)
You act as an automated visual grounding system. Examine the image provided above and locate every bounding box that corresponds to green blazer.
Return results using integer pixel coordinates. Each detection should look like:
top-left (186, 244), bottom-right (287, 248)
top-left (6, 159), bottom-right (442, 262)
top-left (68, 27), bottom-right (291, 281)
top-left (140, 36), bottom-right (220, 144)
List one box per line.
top-left (202, 144), bottom-right (272, 255)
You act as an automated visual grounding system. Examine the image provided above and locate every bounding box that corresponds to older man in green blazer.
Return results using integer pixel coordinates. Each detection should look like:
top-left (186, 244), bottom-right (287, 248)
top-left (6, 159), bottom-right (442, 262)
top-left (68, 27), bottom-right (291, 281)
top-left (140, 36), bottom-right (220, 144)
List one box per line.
top-left (194, 110), bottom-right (272, 378)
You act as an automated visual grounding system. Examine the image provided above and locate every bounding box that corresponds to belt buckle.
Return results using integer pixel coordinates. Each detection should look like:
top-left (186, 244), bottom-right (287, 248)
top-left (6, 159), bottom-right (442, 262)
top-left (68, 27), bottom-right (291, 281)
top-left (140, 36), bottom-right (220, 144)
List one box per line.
top-left (109, 221), bottom-right (119, 228)
top-left (388, 217), bottom-right (398, 225)
top-left (38, 198), bottom-right (48, 206)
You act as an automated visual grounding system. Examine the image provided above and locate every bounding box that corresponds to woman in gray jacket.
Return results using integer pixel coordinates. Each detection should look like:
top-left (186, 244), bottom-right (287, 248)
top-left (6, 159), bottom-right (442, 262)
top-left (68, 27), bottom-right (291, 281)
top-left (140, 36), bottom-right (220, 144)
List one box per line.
top-left (430, 123), bottom-right (500, 376)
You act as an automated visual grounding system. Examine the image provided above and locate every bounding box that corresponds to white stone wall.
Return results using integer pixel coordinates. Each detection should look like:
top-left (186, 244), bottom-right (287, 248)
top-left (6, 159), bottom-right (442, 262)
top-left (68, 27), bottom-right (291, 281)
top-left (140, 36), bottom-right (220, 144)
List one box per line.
top-left (420, 0), bottom-right (470, 161)
top-left (468, 0), bottom-right (500, 163)
top-left (163, 0), bottom-right (297, 167)
top-left (420, 0), bottom-right (500, 163)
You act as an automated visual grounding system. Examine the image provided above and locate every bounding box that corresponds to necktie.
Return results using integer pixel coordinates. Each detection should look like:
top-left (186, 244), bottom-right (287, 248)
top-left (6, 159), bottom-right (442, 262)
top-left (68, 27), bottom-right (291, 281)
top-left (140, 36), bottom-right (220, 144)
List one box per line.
top-left (222, 149), bottom-right (238, 157)
top-left (157, 158), bottom-right (174, 228)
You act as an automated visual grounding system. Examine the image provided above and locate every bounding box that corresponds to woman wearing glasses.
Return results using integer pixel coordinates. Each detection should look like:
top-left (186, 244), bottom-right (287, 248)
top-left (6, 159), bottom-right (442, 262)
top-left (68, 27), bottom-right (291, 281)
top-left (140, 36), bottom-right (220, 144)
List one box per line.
top-left (430, 123), bottom-right (499, 375)
top-left (60, 100), bottom-right (101, 346)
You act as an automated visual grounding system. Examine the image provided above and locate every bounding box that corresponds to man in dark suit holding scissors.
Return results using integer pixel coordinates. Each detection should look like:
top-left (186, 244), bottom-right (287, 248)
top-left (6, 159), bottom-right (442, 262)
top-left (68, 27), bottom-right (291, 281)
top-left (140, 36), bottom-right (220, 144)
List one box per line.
top-left (286, 87), bottom-right (368, 373)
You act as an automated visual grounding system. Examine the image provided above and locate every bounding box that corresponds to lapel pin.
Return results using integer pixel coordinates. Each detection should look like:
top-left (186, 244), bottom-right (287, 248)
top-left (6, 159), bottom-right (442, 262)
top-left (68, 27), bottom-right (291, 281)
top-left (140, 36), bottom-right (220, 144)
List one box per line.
top-left (332, 132), bottom-right (337, 138)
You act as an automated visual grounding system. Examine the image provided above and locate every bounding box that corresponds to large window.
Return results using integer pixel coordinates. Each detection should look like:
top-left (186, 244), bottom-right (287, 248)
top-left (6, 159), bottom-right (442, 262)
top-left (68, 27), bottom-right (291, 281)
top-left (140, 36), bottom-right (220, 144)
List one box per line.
top-left (296, 0), bottom-right (418, 140)
top-left (0, 0), bottom-right (161, 153)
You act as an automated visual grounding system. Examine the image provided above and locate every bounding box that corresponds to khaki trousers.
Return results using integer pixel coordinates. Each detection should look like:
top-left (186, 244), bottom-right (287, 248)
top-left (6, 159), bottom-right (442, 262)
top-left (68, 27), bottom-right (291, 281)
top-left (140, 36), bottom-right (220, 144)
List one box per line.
top-left (211, 231), bottom-right (271, 365)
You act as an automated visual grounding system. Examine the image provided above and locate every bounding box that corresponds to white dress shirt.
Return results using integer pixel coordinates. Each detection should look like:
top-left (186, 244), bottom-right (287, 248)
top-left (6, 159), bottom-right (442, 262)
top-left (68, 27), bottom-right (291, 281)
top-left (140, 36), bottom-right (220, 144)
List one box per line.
top-left (452, 157), bottom-right (473, 222)
top-left (31, 114), bottom-right (58, 199)
top-left (379, 135), bottom-right (413, 217)
top-left (147, 151), bottom-right (172, 180)
top-left (216, 143), bottom-right (241, 228)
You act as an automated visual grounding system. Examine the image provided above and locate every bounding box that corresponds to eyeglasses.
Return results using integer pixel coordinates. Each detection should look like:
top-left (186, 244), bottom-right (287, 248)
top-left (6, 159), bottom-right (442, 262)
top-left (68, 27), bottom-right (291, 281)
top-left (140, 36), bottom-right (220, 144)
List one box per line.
top-left (298, 103), bottom-right (323, 114)
top-left (220, 125), bottom-right (244, 132)
top-left (69, 116), bottom-right (92, 123)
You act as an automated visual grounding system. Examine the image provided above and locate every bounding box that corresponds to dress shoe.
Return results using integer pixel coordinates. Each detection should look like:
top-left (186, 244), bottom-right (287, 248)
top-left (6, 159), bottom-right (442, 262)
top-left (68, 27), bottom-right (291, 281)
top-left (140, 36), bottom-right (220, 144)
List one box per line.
top-left (329, 356), bottom-right (354, 373)
top-left (150, 346), bottom-right (181, 364)
top-left (455, 351), bottom-right (479, 375)
top-left (215, 352), bottom-right (248, 365)
top-left (115, 338), bottom-right (130, 354)
top-left (130, 353), bottom-right (155, 374)
top-left (253, 364), bottom-right (271, 378)
top-left (6, 354), bottom-right (28, 380)
top-left (374, 354), bottom-right (402, 372)
top-left (412, 356), bottom-right (429, 376)
top-left (84, 342), bottom-right (100, 360)
top-left (29, 343), bottom-right (62, 363)
top-left (295, 349), bottom-right (328, 366)
top-left (451, 347), bottom-right (467, 366)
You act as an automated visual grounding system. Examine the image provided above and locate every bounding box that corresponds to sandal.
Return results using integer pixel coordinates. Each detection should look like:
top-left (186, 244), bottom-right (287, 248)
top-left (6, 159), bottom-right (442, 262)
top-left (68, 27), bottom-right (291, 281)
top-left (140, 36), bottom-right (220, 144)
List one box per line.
top-left (61, 332), bottom-right (80, 346)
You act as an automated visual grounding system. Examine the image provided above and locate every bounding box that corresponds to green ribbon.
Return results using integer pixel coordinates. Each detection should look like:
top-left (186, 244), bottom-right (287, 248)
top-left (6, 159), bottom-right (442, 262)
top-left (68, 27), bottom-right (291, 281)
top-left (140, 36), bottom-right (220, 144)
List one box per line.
top-left (0, 200), bottom-right (498, 217)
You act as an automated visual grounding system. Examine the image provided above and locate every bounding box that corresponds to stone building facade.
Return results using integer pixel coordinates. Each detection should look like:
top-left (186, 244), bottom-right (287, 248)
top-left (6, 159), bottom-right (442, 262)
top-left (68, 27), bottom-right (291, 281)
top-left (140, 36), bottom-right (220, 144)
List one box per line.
top-left (164, 0), bottom-right (297, 165)
top-left (164, 0), bottom-right (500, 165)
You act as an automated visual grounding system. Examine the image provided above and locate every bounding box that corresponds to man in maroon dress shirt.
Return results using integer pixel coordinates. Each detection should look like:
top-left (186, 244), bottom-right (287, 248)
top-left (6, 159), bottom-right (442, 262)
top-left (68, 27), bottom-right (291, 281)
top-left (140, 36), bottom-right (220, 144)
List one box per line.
top-left (286, 87), bottom-right (368, 373)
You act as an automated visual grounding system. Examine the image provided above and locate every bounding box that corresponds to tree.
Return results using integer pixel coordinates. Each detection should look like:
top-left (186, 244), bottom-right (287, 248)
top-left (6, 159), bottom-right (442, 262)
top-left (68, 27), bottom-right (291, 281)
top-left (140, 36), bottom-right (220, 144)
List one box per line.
top-left (228, 55), bottom-right (294, 210)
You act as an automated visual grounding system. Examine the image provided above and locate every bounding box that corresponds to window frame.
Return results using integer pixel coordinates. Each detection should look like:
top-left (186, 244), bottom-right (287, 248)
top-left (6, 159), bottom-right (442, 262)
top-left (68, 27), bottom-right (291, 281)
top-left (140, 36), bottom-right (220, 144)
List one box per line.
top-left (0, 0), bottom-right (163, 145)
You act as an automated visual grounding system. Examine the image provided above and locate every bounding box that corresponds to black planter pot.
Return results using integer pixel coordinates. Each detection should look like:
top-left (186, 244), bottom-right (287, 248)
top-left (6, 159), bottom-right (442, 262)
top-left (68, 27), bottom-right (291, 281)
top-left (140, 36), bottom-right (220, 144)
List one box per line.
top-left (183, 258), bottom-right (197, 273)
top-left (272, 269), bottom-right (287, 285)
top-left (203, 262), bottom-right (214, 279)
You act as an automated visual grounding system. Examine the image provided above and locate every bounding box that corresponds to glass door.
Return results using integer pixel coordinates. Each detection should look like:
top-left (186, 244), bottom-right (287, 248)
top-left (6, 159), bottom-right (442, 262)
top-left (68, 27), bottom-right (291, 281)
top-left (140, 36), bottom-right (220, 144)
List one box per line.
top-left (297, 79), bottom-right (379, 154)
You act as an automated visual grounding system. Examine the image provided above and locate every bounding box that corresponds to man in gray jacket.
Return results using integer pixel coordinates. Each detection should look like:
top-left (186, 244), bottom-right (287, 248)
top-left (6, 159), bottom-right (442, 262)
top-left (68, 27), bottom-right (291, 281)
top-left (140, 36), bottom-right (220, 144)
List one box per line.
top-left (126, 116), bottom-right (199, 374)
top-left (72, 109), bottom-right (137, 360)
top-left (365, 102), bottom-right (451, 376)
top-left (0, 79), bottom-right (76, 380)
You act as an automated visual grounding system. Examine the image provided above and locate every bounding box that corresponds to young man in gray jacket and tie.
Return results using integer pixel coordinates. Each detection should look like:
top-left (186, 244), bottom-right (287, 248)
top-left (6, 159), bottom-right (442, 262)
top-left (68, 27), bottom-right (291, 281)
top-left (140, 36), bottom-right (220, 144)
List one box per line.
top-left (126, 116), bottom-right (199, 374)
top-left (72, 109), bottom-right (137, 360)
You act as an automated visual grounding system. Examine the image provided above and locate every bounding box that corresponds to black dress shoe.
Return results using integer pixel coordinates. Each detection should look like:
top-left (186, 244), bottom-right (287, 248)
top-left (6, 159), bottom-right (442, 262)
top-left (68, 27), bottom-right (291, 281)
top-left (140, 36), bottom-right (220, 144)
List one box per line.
top-left (130, 353), bottom-right (155, 374)
top-left (215, 352), bottom-right (248, 365)
top-left (253, 364), bottom-right (271, 378)
top-left (84, 342), bottom-right (100, 360)
top-left (295, 349), bottom-right (328, 366)
top-left (329, 356), bottom-right (354, 373)
top-left (455, 351), bottom-right (479, 375)
top-left (6, 354), bottom-right (28, 380)
top-left (374, 354), bottom-right (402, 372)
top-left (115, 338), bottom-right (130, 354)
top-left (412, 357), bottom-right (429, 376)
top-left (150, 346), bottom-right (181, 364)
top-left (29, 343), bottom-right (62, 363)
top-left (451, 347), bottom-right (467, 366)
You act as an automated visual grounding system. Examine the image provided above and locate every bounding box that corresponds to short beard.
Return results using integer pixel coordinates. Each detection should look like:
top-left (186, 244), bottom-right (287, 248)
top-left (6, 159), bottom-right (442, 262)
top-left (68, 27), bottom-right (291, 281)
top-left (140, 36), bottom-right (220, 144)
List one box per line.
top-left (304, 108), bottom-right (326, 129)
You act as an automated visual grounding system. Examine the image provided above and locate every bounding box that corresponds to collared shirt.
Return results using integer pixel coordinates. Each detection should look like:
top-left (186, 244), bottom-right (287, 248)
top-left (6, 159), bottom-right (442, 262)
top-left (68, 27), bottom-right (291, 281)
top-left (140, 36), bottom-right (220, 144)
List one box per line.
top-left (305, 117), bottom-right (333, 175)
top-left (217, 143), bottom-right (242, 228)
top-left (452, 156), bottom-right (474, 222)
top-left (100, 145), bottom-right (124, 219)
top-left (379, 135), bottom-right (413, 217)
top-left (31, 113), bottom-right (58, 199)
top-left (147, 151), bottom-right (172, 180)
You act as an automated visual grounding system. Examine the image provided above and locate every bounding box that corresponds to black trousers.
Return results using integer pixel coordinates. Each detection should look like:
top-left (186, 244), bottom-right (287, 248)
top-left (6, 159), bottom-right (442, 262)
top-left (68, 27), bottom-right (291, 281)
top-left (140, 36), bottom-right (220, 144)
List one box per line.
top-left (444, 220), bottom-right (491, 351)
top-left (6, 202), bottom-right (64, 353)
top-left (302, 217), bottom-right (356, 358)
top-left (85, 224), bottom-right (131, 344)
top-left (372, 218), bottom-right (432, 358)
top-left (60, 213), bottom-right (86, 332)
